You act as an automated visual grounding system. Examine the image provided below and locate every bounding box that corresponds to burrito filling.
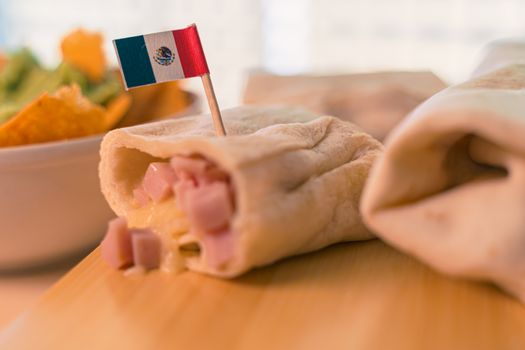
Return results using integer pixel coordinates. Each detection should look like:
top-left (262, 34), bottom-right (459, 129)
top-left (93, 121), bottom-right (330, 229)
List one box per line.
top-left (100, 155), bottom-right (235, 273)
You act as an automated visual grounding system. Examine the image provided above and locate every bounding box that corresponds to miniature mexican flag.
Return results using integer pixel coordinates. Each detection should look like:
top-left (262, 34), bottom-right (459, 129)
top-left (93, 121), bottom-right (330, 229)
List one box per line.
top-left (113, 24), bottom-right (226, 136)
top-left (113, 24), bottom-right (209, 89)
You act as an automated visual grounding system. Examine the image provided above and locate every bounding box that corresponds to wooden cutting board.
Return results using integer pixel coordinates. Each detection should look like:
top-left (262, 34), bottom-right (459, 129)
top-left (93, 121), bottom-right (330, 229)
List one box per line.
top-left (2, 239), bottom-right (525, 350)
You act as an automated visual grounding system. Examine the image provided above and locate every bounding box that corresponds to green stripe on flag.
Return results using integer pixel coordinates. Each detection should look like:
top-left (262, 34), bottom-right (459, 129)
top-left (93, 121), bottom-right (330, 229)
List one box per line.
top-left (114, 35), bottom-right (156, 88)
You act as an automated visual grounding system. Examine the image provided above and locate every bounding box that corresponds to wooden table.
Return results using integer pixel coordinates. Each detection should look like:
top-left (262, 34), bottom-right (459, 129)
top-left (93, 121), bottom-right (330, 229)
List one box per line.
top-left (0, 254), bottom-right (86, 330)
top-left (0, 268), bottom-right (65, 330)
top-left (1, 240), bottom-right (524, 350)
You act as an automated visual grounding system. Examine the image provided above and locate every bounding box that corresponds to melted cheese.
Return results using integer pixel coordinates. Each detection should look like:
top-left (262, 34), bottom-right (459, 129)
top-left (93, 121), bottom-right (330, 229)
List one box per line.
top-left (128, 199), bottom-right (189, 237)
top-left (127, 199), bottom-right (191, 273)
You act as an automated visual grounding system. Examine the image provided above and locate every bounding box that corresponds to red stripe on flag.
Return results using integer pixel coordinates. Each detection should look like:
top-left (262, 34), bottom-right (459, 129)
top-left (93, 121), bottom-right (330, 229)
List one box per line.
top-left (172, 24), bottom-right (210, 78)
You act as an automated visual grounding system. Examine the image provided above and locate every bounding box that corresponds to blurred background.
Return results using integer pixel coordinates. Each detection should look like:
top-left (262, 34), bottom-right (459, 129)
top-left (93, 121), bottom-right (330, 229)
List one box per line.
top-left (1, 0), bottom-right (525, 108)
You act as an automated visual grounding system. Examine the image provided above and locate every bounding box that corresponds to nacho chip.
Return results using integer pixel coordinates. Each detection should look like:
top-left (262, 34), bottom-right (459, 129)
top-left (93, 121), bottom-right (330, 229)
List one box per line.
top-left (0, 85), bottom-right (107, 146)
top-left (147, 81), bottom-right (190, 118)
top-left (104, 92), bottom-right (131, 129)
top-left (60, 29), bottom-right (106, 82)
top-left (117, 80), bottom-right (190, 127)
top-left (0, 53), bottom-right (7, 73)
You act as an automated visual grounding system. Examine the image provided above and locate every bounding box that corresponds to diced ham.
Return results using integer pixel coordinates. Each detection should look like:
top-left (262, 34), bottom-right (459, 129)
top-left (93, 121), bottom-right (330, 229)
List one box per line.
top-left (173, 178), bottom-right (197, 212)
top-left (142, 162), bottom-right (178, 203)
top-left (185, 182), bottom-right (233, 232)
top-left (133, 186), bottom-right (150, 207)
top-left (170, 155), bottom-right (229, 185)
top-left (170, 155), bottom-right (236, 266)
top-left (101, 218), bottom-right (162, 271)
top-left (101, 217), bottom-right (133, 269)
top-left (131, 228), bottom-right (161, 269)
top-left (105, 155), bottom-right (237, 273)
top-left (197, 166), bottom-right (230, 185)
top-left (202, 228), bottom-right (234, 268)
top-left (170, 156), bottom-right (208, 179)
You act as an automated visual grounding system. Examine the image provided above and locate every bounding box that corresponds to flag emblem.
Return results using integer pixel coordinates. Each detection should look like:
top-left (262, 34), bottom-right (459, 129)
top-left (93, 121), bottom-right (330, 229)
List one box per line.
top-left (153, 46), bottom-right (175, 66)
top-left (113, 24), bottom-right (209, 89)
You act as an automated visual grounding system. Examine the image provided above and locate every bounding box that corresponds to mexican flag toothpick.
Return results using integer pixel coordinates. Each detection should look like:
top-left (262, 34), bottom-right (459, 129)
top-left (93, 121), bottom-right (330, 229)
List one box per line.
top-left (113, 24), bottom-right (226, 136)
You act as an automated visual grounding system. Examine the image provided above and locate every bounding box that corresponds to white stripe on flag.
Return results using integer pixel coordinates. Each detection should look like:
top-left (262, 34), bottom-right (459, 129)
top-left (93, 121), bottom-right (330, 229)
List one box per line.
top-left (143, 31), bottom-right (185, 83)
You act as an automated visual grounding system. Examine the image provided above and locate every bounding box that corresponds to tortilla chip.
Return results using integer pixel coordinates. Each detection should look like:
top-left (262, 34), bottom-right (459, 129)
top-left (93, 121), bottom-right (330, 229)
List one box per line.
top-left (60, 29), bottom-right (106, 82)
top-left (0, 53), bottom-right (7, 73)
top-left (105, 92), bottom-right (131, 129)
top-left (0, 85), bottom-right (106, 146)
top-left (147, 81), bottom-right (190, 118)
top-left (117, 81), bottom-right (190, 127)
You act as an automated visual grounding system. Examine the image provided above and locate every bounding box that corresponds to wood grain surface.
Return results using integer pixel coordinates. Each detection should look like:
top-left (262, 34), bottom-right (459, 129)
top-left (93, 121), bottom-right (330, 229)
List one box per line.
top-left (0, 267), bottom-right (66, 330)
top-left (1, 239), bottom-right (525, 350)
top-left (0, 251), bottom-right (90, 330)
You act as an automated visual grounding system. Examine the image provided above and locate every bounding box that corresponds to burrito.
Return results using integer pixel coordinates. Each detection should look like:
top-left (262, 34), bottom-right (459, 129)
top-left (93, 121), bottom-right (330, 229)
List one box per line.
top-left (361, 64), bottom-right (525, 302)
top-left (471, 38), bottom-right (525, 78)
top-left (243, 71), bottom-right (447, 140)
top-left (99, 106), bottom-right (382, 277)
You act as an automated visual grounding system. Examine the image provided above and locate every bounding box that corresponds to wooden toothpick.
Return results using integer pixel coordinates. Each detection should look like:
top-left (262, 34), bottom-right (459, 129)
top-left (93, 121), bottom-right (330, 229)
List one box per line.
top-left (201, 73), bottom-right (226, 136)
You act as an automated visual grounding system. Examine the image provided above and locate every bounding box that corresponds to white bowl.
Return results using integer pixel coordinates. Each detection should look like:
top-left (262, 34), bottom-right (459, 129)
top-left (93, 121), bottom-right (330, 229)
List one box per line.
top-left (0, 135), bottom-right (114, 270)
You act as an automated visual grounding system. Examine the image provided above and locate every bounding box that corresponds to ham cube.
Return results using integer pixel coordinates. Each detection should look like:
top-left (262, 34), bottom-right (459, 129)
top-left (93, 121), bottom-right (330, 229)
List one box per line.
top-left (133, 186), bottom-right (150, 207)
top-left (131, 229), bottom-right (161, 269)
top-left (101, 217), bottom-right (133, 269)
top-left (198, 166), bottom-right (230, 185)
top-left (170, 156), bottom-right (208, 179)
top-left (170, 155), bottom-right (229, 185)
top-left (202, 228), bottom-right (234, 268)
top-left (173, 178), bottom-right (197, 213)
top-left (185, 182), bottom-right (233, 232)
top-left (142, 162), bottom-right (177, 203)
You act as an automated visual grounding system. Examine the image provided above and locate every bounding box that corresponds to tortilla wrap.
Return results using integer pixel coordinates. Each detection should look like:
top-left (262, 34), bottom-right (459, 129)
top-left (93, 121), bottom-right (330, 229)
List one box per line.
top-left (361, 64), bottom-right (525, 302)
top-left (100, 106), bottom-right (382, 277)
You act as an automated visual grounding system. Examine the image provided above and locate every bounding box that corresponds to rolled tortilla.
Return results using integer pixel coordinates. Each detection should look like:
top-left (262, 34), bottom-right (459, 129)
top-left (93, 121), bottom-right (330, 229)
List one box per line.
top-left (471, 38), bottom-right (525, 78)
top-left (361, 64), bottom-right (525, 302)
top-left (100, 106), bottom-right (382, 277)
top-left (243, 71), bottom-right (447, 140)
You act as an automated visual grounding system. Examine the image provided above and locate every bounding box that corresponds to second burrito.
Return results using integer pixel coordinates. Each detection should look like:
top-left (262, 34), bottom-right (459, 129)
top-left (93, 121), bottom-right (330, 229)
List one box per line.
top-left (361, 64), bottom-right (525, 303)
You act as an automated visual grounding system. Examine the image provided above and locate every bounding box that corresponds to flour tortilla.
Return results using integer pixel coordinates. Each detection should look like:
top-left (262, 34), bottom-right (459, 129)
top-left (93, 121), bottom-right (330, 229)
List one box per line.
top-left (361, 64), bottom-right (525, 302)
top-left (243, 71), bottom-right (447, 140)
top-left (471, 38), bottom-right (525, 78)
top-left (100, 106), bottom-right (382, 277)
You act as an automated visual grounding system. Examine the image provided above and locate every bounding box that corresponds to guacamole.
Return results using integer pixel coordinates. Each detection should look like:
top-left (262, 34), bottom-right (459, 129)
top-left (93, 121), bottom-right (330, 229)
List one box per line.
top-left (0, 48), bottom-right (122, 124)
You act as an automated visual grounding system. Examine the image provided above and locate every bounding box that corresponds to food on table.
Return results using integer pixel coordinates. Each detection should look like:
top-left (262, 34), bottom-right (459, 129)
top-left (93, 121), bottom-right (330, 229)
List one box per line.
top-left (61, 29), bottom-right (106, 82)
top-left (361, 62), bottom-right (525, 303)
top-left (118, 81), bottom-right (192, 128)
top-left (0, 85), bottom-right (122, 146)
top-left (0, 53), bottom-right (6, 72)
top-left (99, 106), bottom-right (383, 277)
top-left (101, 217), bottom-right (134, 269)
top-left (0, 29), bottom-right (130, 146)
top-left (471, 38), bottom-right (525, 78)
top-left (243, 71), bottom-right (447, 141)
top-left (0, 28), bottom-right (192, 147)
top-left (0, 39), bottom-right (127, 124)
